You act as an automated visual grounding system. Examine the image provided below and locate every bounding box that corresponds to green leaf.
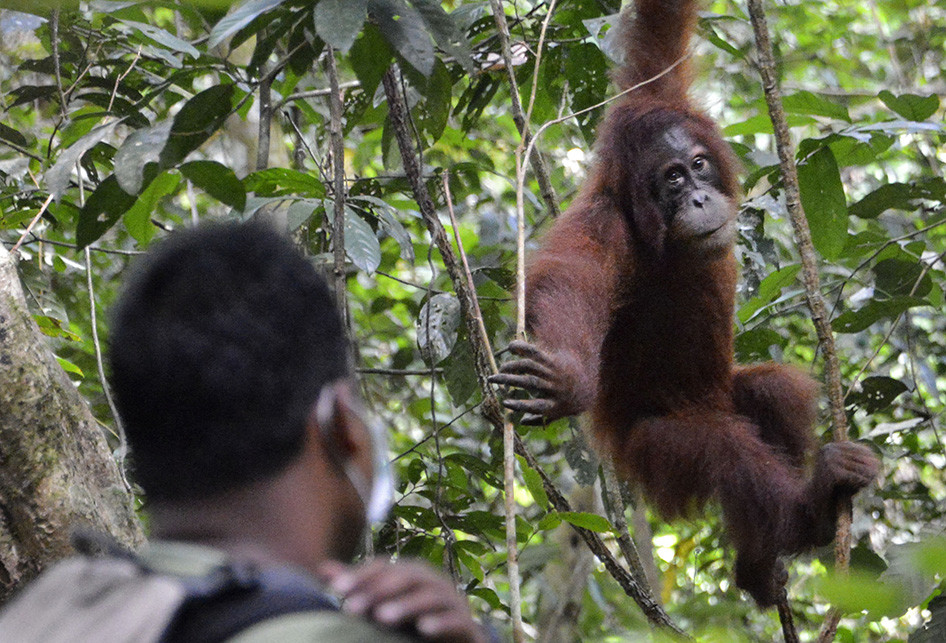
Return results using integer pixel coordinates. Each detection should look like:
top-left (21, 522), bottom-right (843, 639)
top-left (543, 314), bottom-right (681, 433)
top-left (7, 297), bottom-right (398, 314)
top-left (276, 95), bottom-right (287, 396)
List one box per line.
top-left (879, 91), bottom-right (940, 122)
top-left (287, 199), bottom-right (318, 231)
top-left (123, 171), bottom-right (181, 245)
top-left (849, 183), bottom-right (914, 219)
top-left (783, 90), bottom-right (850, 122)
top-left (45, 121), bottom-right (119, 200)
top-left (55, 356), bottom-right (84, 378)
top-left (353, 196), bottom-right (414, 262)
top-left (34, 315), bottom-right (80, 341)
top-left (0, 122), bottom-right (28, 147)
top-left (443, 337), bottom-right (477, 406)
top-left (76, 175), bottom-right (138, 249)
top-left (314, 0), bottom-right (367, 53)
top-left (418, 59), bottom-right (451, 143)
top-left (798, 147), bottom-right (848, 261)
top-left (833, 297), bottom-right (928, 333)
top-left (557, 511), bottom-right (612, 533)
top-left (413, 0), bottom-right (474, 72)
top-left (370, 0), bottom-right (435, 76)
top-left (344, 205), bottom-right (382, 274)
top-left (118, 19), bottom-right (201, 58)
top-left (209, 0), bottom-right (286, 49)
top-left (180, 160), bottom-right (246, 211)
top-left (873, 258), bottom-right (932, 299)
top-left (737, 264), bottom-right (801, 323)
top-left (417, 293), bottom-right (460, 364)
top-left (849, 376), bottom-right (908, 413)
top-left (735, 327), bottom-right (787, 362)
top-left (723, 112), bottom-right (815, 137)
top-left (160, 85), bottom-right (235, 167)
top-left (244, 168), bottom-right (326, 197)
top-left (350, 23), bottom-right (394, 97)
top-left (517, 455), bottom-right (549, 510)
top-left (818, 572), bottom-right (907, 618)
top-left (114, 120), bottom-right (172, 195)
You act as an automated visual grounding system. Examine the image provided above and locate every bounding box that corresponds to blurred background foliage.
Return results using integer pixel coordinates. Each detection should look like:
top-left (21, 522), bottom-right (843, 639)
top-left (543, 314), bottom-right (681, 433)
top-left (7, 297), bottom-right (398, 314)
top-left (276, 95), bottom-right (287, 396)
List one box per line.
top-left (0, 0), bottom-right (944, 640)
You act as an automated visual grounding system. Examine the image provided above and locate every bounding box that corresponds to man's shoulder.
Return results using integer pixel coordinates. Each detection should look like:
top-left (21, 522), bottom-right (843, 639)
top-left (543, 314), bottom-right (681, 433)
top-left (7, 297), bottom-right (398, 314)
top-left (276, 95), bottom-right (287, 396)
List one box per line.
top-left (226, 611), bottom-right (417, 643)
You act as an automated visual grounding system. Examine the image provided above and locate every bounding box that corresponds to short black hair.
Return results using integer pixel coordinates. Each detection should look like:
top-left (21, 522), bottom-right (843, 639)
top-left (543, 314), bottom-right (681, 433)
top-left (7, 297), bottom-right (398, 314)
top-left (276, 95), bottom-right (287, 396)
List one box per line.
top-left (109, 222), bottom-right (349, 501)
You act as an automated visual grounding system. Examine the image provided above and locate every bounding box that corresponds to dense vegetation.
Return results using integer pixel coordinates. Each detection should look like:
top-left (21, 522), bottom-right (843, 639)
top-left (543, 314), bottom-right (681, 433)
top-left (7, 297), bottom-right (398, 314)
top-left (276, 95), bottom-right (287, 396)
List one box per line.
top-left (0, 1), bottom-right (944, 640)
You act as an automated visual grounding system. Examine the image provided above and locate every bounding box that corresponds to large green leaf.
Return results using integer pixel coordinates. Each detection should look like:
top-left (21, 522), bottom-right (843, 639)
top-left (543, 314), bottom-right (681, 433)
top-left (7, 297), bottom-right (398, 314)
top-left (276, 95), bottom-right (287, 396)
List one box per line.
top-left (118, 19), bottom-right (201, 58)
top-left (798, 146), bottom-right (848, 261)
top-left (417, 293), bottom-right (460, 364)
top-left (244, 168), bottom-right (326, 197)
top-left (76, 175), bottom-right (137, 249)
top-left (418, 59), bottom-right (451, 143)
top-left (343, 205), bottom-right (382, 274)
top-left (413, 0), bottom-right (474, 72)
top-left (832, 297), bottom-right (928, 333)
top-left (369, 0), bottom-right (435, 77)
top-left (349, 23), bottom-right (394, 97)
top-left (314, 0), bottom-right (367, 53)
top-left (123, 171), bottom-right (181, 245)
top-left (113, 120), bottom-right (172, 195)
top-left (159, 85), bottom-right (235, 167)
top-left (180, 160), bottom-right (246, 211)
top-left (783, 90), bottom-right (851, 122)
top-left (208, 0), bottom-right (286, 49)
top-left (737, 264), bottom-right (801, 323)
top-left (849, 183), bottom-right (914, 219)
top-left (45, 121), bottom-right (118, 200)
top-left (879, 91), bottom-right (940, 122)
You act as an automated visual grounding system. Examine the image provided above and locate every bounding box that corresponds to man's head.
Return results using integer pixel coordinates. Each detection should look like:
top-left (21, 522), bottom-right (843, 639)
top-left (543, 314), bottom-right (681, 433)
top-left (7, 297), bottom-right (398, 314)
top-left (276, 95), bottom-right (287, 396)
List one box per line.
top-left (109, 222), bottom-right (350, 502)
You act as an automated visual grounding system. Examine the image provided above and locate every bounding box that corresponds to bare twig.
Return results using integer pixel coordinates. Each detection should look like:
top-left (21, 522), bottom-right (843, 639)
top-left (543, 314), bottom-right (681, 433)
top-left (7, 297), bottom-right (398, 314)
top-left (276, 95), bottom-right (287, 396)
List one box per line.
top-left (746, 2), bottom-right (847, 641)
top-left (256, 70), bottom-right (274, 172)
top-left (443, 172), bottom-right (523, 635)
top-left (488, 0), bottom-right (560, 219)
top-left (326, 46), bottom-right (350, 330)
top-left (382, 67), bottom-right (686, 638)
top-left (357, 367), bottom-right (443, 376)
top-left (777, 591), bottom-right (800, 643)
top-left (9, 194), bottom-right (55, 256)
top-left (50, 10), bottom-right (68, 122)
top-left (601, 461), bottom-right (655, 601)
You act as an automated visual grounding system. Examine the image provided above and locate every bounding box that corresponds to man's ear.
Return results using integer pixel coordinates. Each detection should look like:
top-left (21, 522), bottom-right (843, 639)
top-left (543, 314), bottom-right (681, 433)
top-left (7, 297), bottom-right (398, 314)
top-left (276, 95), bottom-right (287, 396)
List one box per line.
top-left (309, 381), bottom-right (363, 460)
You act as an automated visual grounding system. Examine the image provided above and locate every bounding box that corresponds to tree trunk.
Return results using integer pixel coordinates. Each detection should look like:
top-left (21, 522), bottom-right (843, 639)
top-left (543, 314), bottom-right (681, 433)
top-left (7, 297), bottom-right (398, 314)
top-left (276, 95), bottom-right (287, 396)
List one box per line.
top-left (0, 244), bottom-right (143, 601)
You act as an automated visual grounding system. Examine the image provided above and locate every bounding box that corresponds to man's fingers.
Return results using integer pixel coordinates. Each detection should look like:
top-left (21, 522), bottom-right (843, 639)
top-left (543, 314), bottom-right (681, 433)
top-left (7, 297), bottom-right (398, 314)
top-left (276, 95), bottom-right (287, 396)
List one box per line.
top-left (371, 588), bottom-right (457, 627)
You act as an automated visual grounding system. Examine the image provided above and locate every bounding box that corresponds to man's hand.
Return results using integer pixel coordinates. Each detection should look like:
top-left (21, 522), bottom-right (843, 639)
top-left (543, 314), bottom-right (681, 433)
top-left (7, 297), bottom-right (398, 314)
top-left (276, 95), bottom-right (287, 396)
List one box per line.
top-left (488, 340), bottom-right (592, 424)
top-left (318, 560), bottom-right (488, 643)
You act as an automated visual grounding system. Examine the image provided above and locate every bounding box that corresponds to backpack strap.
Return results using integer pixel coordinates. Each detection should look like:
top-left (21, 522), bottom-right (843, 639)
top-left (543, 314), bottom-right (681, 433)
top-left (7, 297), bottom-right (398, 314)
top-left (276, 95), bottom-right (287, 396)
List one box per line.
top-left (162, 562), bottom-right (339, 642)
top-left (74, 530), bottom-right (339, 643)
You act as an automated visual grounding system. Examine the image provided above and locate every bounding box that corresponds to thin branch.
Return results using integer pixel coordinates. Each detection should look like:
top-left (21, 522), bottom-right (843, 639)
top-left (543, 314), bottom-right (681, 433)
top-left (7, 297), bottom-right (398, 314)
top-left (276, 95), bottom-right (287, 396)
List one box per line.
top-left (601, 461), bottom-right (655, 602)
top-left (326, 47), bottom-right (350, 329)
top-left (256, 69), bottom-right (274, 172)
top-left (24, 236), bottom-right (144, 256)
top-left (746, 2), bottom-right (848, 641)
top-left (9, 194), bottom-right (55, 256)
top-left (382, 66), bottom-right (686, 638)
top-left (524, 0), bottom-right (559, 125)
top-left (488, 0), bottom-right (560, 219)
top-left (86, 248), bottom-right (130, 492)
top-left (50, 10), bottom-right (69, 122)
top-left (357, 367), bottom-right (443, 376)
top-left (276, 80), bottom-right (361, 110)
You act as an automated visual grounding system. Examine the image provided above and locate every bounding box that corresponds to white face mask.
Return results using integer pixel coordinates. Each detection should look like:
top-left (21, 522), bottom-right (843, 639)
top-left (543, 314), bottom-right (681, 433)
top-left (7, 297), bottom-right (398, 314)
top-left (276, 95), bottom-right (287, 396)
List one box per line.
top-left (316, 387), bottom-right (394, 527)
